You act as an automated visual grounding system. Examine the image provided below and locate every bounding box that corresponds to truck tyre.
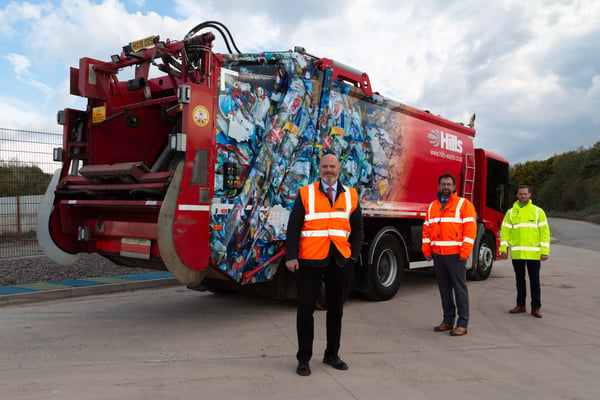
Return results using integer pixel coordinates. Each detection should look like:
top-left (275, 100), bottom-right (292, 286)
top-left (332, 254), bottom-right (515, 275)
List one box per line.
top-left (363, 234), bottom-right (405, 301)
top-left (468, 233), bottom-right (495, 281)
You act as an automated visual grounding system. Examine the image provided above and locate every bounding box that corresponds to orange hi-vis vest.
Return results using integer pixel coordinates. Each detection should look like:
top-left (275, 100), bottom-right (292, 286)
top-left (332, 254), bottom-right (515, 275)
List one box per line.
top-left (422, 193), bottom-right (477, 259)
top-left (298, 181), bottom-right (358, 260)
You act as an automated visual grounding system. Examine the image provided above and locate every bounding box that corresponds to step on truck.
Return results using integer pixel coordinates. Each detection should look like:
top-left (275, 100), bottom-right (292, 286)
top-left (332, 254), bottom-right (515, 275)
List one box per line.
top-left (38, 21), bottom-right (510, 302)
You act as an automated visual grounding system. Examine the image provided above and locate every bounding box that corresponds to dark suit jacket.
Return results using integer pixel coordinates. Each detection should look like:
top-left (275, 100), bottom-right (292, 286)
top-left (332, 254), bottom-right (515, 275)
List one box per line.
top-left (285, 180), bottom-right (364, 267)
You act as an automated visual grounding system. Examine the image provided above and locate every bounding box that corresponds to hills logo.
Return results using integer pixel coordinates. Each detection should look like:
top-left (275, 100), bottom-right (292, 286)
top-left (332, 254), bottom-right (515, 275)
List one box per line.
top-left (428, 129), bottom-right (463, 153)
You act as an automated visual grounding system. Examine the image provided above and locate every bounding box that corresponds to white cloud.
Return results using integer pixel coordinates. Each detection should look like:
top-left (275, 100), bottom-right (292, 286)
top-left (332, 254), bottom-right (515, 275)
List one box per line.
top-left (0, 98), bottom-right (58, 133)
top-left (4, 53), bottom-right (54, 98)
top-left (4, 53), bottom-right (30, 74)
top-left (0, 0), bottom-right (599, 166)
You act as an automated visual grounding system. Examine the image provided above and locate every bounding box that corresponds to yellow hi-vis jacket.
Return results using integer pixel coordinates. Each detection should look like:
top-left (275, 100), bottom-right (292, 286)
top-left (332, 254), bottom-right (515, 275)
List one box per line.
top-left (499, 199), bottom-right (550, 260)
top-left (422, 193), bottom-right (477, 259)
top-left (298, 182), bottom-right (358, 260)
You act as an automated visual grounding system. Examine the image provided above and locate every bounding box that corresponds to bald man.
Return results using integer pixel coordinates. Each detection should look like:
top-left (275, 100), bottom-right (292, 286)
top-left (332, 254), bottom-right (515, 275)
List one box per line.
top-left (285, 153), bottom-right (364, 376)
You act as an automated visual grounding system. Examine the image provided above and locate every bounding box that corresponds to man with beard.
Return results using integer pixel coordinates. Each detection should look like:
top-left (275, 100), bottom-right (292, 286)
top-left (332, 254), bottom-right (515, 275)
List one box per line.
top-left (285, 153), bottom-right (364, 376)
top-left (422, 173), bottom-right (477, 336)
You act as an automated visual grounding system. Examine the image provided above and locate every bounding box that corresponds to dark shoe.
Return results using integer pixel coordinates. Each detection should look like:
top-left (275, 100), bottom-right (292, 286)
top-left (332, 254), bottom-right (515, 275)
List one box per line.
top-left (450, 326), bottom-right (468, 336)
top-left (323, 356), bottom-right (348, 370)
top-left (531, 309), bottom-right (542, 318)
top-left (509, 306), bottom-right (527, 313)
top-left (434, 322), bottom-right (454, 332)
top-left (296, 361), bottom-right (311, 376)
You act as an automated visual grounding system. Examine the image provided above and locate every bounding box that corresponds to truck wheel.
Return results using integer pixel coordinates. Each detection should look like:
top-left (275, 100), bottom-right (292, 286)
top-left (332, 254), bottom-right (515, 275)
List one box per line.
top-left (363, 234), bottom-right (405, 301)
top-left (468, 233), bottom-right (494, 281)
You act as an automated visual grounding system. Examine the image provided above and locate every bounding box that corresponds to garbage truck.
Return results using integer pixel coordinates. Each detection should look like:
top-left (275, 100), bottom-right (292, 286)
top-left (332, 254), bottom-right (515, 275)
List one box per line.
top-left (37, 21), bottom-right (510, 301)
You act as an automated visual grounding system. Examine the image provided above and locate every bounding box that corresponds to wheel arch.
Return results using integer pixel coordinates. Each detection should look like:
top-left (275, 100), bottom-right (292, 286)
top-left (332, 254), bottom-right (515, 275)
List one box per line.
top-left (468, 223), bottom-right (496, 270)
top-left (367, 226), bottom-right (409, 268)
top-left (467, 223), bottom-right (496, 281)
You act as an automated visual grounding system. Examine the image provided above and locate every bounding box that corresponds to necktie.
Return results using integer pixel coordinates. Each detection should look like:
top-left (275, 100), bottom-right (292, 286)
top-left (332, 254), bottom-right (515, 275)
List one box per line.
top-left (326, 186), bottom-right (335, 204)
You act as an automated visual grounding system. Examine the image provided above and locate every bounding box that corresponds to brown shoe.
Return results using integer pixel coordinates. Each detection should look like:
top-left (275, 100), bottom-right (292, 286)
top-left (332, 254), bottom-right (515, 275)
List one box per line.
top-left (450, 327), bottom-right (468, 336)
top-left (509, 306), bottom-right (526, 313)
top-left (531, 309), bottom-right (542, 318)
top-left (434, 322), bottom-right (454, 332)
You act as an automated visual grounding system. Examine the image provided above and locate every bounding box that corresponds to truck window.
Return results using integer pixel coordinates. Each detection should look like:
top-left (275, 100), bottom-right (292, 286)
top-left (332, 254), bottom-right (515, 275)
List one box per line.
top-left (485, 157), bottom-right (510, 213)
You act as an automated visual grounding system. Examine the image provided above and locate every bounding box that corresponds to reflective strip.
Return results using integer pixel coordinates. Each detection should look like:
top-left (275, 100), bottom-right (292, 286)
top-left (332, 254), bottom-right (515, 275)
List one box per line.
top-left (330, 211), bottom-right (350, 218)
top-left (540, 242), bottom-right (550, 247)
top-left (431, 241), bottom-right (464, 246)
top-left (342, 184), bottom-right (351, 212)
top-left (304, 212), bottom-right (350, 221)
top-left (538, 220), bottom-right (548, 227)
top-left (456, 198), bottom-right (465, 216)
top-left (512, 223), bottom-right (539, 228)
top-left (301, 230), bottom-right (330, 237)
top-left (301, 229), bottom-right (350, 238)
top-left (511, 246), bottom-right (541, 251)
top-left (439, 217), bottom-right (462, 223)
top-left (427, 202), bottom-right (434, 219)
top-left (429, 217), bottom-right (463, 223)
top-left (424, 197), bottom-right (474, 247)
top-left (178, 204), bottom-right (210, 211)
top-left (307, 183), bottom-right (316, 215)
top-left (330, 229), bottom-right (350, 238)
top-left (500, 241), bottom-right (509, 246)
top-left (362, 208), bottom-right (420, 217)
top-left (305, 182), bottom-right (351, 220)
top-left (304, 212), bottom-right (334, 221)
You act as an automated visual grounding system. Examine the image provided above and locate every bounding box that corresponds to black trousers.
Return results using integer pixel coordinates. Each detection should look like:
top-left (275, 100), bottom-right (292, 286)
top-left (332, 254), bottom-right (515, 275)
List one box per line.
top-left (433, 254), bottom-right (470, 328)
top-left (295, 257), bottom-right (352, 362)
top-left (512, 259), bottom-right (541, 309)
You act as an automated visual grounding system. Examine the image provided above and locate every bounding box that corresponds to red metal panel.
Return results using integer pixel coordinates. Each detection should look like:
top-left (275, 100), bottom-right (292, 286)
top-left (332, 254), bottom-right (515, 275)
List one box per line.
top-left (171, 83), bottom-right (216, 271)
top-left (95, 237), bottom-right (121, 253)
top-left (78, 58), bottom-right (113, 100)
top-left (100, 220), bottom-right (158, 240)
top-left (383, 107), bottom-right (475, 207)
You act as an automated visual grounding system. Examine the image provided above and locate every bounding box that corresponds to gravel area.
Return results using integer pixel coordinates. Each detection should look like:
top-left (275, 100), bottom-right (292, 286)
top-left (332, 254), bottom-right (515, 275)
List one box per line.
top-left (0, 253), bottom-right (157, 286)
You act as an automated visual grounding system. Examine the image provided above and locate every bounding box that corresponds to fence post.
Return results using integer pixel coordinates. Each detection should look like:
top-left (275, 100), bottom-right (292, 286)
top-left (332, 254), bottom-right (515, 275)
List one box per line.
top-left (16, 195), bottom-right (22, 233)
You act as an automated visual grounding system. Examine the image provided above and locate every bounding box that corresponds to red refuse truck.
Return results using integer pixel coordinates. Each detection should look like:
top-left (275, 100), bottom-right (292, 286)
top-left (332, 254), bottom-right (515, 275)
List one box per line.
top-left (37, 21), bottom-right (510, 302)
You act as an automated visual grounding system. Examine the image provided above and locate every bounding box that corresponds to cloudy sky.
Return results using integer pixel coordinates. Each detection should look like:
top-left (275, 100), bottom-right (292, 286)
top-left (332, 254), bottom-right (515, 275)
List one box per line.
top-left (1, 0), bottom-right (599, 166)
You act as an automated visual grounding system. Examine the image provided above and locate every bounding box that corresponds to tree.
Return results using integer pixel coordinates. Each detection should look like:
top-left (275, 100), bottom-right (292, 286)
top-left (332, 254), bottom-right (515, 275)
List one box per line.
top-left (0, 160), bottom-right (52, 197)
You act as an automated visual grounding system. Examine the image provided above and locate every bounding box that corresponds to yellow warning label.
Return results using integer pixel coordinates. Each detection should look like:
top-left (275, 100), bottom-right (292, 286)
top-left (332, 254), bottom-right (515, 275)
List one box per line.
top-left (92, 106), bottom-right (106, 124)
top-left (130, 35), bottom-right (157, 52)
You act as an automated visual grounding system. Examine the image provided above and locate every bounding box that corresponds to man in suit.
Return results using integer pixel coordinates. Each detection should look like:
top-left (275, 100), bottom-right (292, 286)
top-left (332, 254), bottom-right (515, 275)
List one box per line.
top-left (285, 153), bottom-right (364, 376)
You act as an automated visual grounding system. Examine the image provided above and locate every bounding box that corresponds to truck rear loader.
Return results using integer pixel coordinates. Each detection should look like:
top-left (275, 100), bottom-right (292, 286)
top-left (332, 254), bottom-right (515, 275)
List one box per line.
top-left (37, 21), bottom-right (510, 302)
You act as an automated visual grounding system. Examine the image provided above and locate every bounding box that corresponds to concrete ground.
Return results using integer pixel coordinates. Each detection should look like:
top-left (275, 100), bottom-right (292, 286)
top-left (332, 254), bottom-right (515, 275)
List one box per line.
top-left (1, 219), bottom-right (599, 399)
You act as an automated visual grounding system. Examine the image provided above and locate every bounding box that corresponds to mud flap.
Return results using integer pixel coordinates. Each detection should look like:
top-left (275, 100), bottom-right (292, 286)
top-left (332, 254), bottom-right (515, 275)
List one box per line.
top-left (36, 170), bottom-right (80, 266)
top-left (157, 160), bottom-right (207, 286)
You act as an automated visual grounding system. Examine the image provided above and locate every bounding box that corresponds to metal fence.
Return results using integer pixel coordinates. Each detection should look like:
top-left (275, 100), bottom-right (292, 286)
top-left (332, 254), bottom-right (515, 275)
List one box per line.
top-left (0, 128), bottom-right (62, 258)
